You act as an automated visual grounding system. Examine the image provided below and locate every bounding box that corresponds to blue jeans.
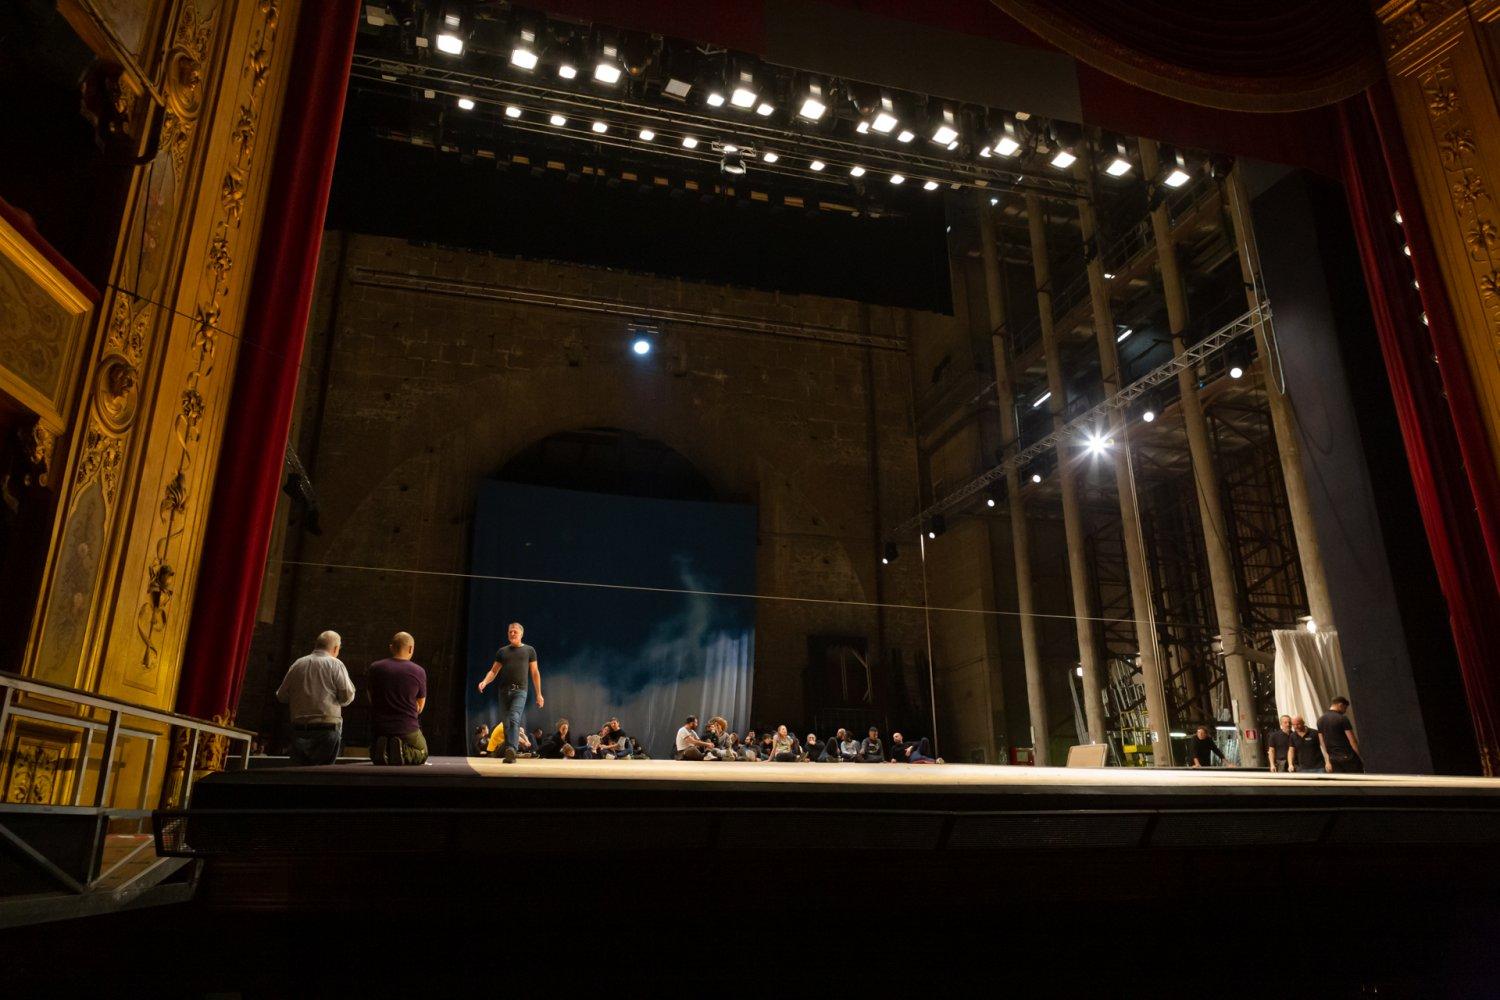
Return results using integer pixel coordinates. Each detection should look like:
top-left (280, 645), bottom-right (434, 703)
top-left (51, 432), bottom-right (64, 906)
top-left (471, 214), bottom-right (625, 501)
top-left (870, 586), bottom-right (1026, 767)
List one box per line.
top-left (501, 685), bottom-right (527, 752)
top-left (290, 724), bottom-right (341, 765)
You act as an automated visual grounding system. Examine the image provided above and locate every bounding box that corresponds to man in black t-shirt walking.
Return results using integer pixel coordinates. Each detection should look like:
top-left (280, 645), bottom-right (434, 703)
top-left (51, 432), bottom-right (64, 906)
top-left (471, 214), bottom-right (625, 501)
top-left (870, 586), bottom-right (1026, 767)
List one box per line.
top-left (477, 622), bottom-right (545, 764)
top-left (1289, 715), bottom-right (1323, 773)
top-left (1266, 715), bottom-right (1294, 773)
top-left (1317, 696), bottom-right (1363, 774)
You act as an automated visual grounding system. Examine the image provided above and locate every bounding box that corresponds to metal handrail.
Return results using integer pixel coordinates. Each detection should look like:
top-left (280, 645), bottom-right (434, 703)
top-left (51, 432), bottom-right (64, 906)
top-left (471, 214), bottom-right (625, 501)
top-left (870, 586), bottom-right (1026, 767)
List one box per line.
top-left (0, 669), bottom-right (254, 810)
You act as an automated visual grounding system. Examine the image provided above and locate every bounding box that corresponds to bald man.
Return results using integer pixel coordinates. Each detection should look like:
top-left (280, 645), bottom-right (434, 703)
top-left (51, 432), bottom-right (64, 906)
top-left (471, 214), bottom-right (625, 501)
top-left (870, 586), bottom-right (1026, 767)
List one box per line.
top-left (367, 631), bottom-right (429, 765)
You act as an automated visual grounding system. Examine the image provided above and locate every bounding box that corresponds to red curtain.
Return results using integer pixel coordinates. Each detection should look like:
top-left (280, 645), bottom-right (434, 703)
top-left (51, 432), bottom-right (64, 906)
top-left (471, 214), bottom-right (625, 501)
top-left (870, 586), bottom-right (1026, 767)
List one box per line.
top-left (1338, 82), bottom-right (1500, 775)
top-left (176, 1), bottom-right (360, 721)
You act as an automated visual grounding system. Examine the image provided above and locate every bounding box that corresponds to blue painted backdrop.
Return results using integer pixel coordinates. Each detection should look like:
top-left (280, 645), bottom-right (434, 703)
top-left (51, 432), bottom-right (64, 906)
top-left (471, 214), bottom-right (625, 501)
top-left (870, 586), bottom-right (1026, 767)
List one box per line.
top-left (466, 481), bottom-right (757, 759)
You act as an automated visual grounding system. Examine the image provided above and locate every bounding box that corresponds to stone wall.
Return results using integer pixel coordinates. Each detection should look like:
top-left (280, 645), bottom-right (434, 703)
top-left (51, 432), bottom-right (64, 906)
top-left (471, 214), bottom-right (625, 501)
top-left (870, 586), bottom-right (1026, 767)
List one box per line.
top-left (241, 232), bottom-right (948, 751)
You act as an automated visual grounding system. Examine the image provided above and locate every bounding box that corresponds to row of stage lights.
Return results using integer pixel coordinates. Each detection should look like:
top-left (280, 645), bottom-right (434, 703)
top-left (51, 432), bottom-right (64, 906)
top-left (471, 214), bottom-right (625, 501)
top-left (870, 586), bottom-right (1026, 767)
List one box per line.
top-left (880, 335), bottom-right (1256, 566)
top-left (420, 7), bottom-right (1198, 189)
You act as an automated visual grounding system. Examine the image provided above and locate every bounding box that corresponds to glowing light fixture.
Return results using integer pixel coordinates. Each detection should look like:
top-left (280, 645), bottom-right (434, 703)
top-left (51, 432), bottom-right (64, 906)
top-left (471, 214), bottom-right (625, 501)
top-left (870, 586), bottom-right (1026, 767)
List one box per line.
top-left (756, 102), bottom-right (775, 117)
top-left (638, 128), bottom-right (655, 140)
top-left (436, 32), bottom-right (463, 55)
top-left (549, 113), bottom-right (567, 127)
top-left (896, 129), bottom-right (915, 143)
top-left (1050, 148), bottom-right (1077, 170)
top-left (1031, 391), bottom-right (1052, 409)
top-left (632, 338), bottom-right (652, 356)
top-left (504, 105), bottom-right (522, 118)
top-left (681, 135), bottom-right (698, 148)
top-left (809, 159), bottom-right (826, 171)
top-left (557, 63), bottom-right (577, 80)
top-left (706, 91), bottom-right (726, 107)
top-left (510, 31), bottom-right (538, 69)
top-left (593, 45), bottom-right (622, 84)
top-left (591, 121), bottom-right (608, 133)
top-left (761, 151), bottom-right (779, 163)
top-left (889, 173), bottom-right (905, 184)
top-left (456, 97), bottom-right (475, 110)
top-left (923, 180), bottom-right (939, 191)
top-left (849, 165), bottom-right (866, 177)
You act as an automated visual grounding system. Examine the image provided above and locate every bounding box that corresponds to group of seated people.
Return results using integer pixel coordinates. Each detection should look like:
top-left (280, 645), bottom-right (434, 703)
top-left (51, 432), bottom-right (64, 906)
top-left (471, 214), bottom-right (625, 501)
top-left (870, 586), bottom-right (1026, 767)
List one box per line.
top-left (473, 716), bottom-right (649, 760)
top-left (471, 716), bottom-right (941, 765)
top-left (674, 718), bottom-right (941, 764)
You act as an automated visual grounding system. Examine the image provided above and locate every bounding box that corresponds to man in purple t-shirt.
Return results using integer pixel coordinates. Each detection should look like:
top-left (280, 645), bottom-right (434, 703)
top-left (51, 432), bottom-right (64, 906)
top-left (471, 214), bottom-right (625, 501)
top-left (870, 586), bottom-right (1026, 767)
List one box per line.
top-left (367, 631), bottom-right (429, 765)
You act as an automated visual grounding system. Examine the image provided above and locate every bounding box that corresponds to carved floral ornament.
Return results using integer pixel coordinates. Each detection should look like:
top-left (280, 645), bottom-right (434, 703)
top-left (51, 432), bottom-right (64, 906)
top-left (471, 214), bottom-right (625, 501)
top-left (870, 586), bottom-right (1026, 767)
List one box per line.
top-left (136, 0), bottom-right (282, 676)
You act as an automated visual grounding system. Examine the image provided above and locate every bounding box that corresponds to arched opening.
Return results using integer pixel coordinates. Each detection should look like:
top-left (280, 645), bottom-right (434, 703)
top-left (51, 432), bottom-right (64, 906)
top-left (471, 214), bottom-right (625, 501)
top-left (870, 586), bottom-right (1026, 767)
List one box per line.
top-left (468, 427), bottom-right (756, 759)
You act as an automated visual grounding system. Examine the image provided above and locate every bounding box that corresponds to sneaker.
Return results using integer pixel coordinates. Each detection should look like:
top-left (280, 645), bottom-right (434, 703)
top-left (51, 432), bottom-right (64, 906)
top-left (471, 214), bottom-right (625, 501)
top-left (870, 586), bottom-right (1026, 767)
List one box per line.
top-left (502, 746), bottom-right (517, 764)
top-left (936, 757), bottom-right (945, 764)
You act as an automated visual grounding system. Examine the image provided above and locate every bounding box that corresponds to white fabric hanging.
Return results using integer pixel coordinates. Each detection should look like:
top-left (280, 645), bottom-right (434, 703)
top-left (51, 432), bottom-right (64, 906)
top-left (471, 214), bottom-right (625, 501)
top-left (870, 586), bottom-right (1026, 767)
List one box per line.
top-left (1273, 628), bottom-right (1344, 723)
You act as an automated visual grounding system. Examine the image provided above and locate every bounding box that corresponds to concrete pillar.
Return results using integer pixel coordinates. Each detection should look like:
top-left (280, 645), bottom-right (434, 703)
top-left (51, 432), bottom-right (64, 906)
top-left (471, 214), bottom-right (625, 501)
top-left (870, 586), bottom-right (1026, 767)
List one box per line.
top-left (1025, 193), bottom-right (1108, 749)
top-left (1067, 176), bottom-right (1175, 766)
top-left (978, 195), bottom-right (1054, 761)
top-left (1223, 167), bottom-right (1339, 638)
top-left (1138, 141), bottom-right (1263, 767)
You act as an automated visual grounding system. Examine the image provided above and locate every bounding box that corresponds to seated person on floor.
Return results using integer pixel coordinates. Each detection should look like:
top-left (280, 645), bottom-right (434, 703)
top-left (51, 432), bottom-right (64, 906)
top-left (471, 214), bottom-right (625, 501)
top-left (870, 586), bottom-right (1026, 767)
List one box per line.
top-left (474, 724), bottom-right (491, 757)
top-left (603, 717), bottom-right (646, 759)
top-left (902, 736), bottom-right (940, 764)
top-left (759, 731), bottom-right (776, 761)
top-left (704, 717), bottom-right (736, 760)
top-left (769, 725), bottom-right (799, 761)
top-left (540, 719), bottom-right (571, 759)
top-left (840, 731), bottom-right (861, 762)
top-left (486, 722), bottom-right (535, 757)
top-left (582, 733), bottom-right (602, 759)
top-left (887, 732), bottom-right (906, 762)
top-left (858, 727), bottom-right (884, 763)
top-left (801, 733), bottom-right (821, 761)
top-left (741, 730), bottom-right (759, 761)
top-left (821, 728), bottom-right (848, 761)
top-left (367, 631), bottom-right (429, 766)
top-left (675, 715), bottom-right (716, 760)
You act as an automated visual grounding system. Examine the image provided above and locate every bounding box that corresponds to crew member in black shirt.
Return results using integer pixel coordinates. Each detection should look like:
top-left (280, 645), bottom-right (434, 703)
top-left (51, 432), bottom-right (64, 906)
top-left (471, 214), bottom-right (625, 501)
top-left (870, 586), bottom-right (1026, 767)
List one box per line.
top-left (1188, 725), bottom-right (1226, 768)
top-left (1266, 715), bottom-right (1294, 773)
top-left (476, 621), bottom-right (544, 764)
top-left (1317, 696), bottom-right (1362, 773)
top-left (1289, 715), bottom-right (1322, 773)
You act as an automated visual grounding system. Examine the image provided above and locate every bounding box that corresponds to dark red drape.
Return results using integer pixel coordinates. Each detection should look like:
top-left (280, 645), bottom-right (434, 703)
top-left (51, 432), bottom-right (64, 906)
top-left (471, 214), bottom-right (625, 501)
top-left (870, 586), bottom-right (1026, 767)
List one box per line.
top-left (176, 1), bottom-right (360, 721)
top-left (1338, 81), bottom-right (1500, 775)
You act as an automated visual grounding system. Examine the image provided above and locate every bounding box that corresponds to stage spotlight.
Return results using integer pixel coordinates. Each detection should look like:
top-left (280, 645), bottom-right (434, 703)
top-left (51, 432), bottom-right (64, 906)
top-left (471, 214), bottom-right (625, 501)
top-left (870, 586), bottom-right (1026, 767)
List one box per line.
top-left (889, 174), bottom-right (905, 184)
top-left (856, 120), bottom-right (871, 134)
top-left (638, 128), bottom-right (654, 140)
top-left (1084, 431), bottom-right (1111, 456)
top-left (1394, 210), bottom-right (1403, 225)
top-left (992, 131), bottom-right (1020, 157)
top-left (756, 102), bottom-right (775, 116)
top-left (706, 91), bottom-right (726, 107)
top-left (1075, 665), bottom-right (1084, 677)
top-left (593, 45), bottom-right (622, 84)
top-left (872, 101), bottom-right (899, 133)
top-left (549, 113), bottom-right (567, 127)
top-left (505, 105), bottom-right (522, 118)
top-left (456, 96), bottom-right (475, 110)
top-left (946, 140), bottom-right (959, 151)
top-left (632, 337), bottom-right (652, 356)
top-left (1163, 149), bottom-right (1191, 188)
top-left (882, 542), bottom-right (899, 565)
top-left (1402, 244), bottom-right (1412, 256)
top-left (849, 165), bottom-right (866, 177)
top-left (436, 30), bottom-right (464, 55)
top-left (1050, 147), bottom-right (1076, 170)
top-left (1106, 140), bottom-right (1132, 177)
top-left (986, 496), bottom-right (996, 508)
top-left (591, 120), bottom-right (608, 133)
top-left (1303, 616), bottom-right (1318, 634)
top-left (1116, 327), bottom-right (1133, 343)
top-left (1142, 406), bottom-right (1156, 423)
top-left (558, 62), bottom-right (578, 80)
top-left (721, 150), bottom-right (746, 174)
top-left (1225, 341), bottom-right (1248, 380)
top-left (731, 71), bottom-right (758, 108)
top-left (931, 110), bottom-right (959, 146)
top-left (923, 180), bottom-right (939, 191)
top-left (809, 159), bottom-right (826, 171)
top-left (1031, 472), bottom-right (1043, 484)
top-left (762, 151), bottom-right (779, 163)
top-left (681, 135), bottom-right (698, 148)
top-left (510, 30), bottom-right (539, 69)
top-left (799, 84), bottom-right (827, 121)
top-left (896, 129), bottom-right (915, 143)
top-left (1031, 390), bottom-right (1052, 409)
top-left (1103, 271), bottom-right (1115, 280)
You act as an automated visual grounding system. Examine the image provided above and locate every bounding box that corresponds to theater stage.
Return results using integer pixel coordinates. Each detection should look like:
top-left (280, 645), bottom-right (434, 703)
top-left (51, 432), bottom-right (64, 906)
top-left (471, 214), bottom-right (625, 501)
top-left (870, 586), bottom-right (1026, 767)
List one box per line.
top-left (164, 757), bottom-right (1500, 878)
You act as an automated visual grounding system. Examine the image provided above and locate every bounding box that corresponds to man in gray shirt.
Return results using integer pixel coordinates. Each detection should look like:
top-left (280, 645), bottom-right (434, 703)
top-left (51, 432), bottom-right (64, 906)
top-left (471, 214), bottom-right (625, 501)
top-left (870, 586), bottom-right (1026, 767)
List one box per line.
top-left (276, 630), bottom-right (356, 765)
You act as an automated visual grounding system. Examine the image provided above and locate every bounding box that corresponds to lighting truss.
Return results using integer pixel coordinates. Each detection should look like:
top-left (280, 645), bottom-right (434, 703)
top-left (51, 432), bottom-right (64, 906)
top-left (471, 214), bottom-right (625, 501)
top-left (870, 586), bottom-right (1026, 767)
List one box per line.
top-left (348, 54), bottom-right (1088, 201)
top-left (892, 305), bottom-right (1269, 537)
